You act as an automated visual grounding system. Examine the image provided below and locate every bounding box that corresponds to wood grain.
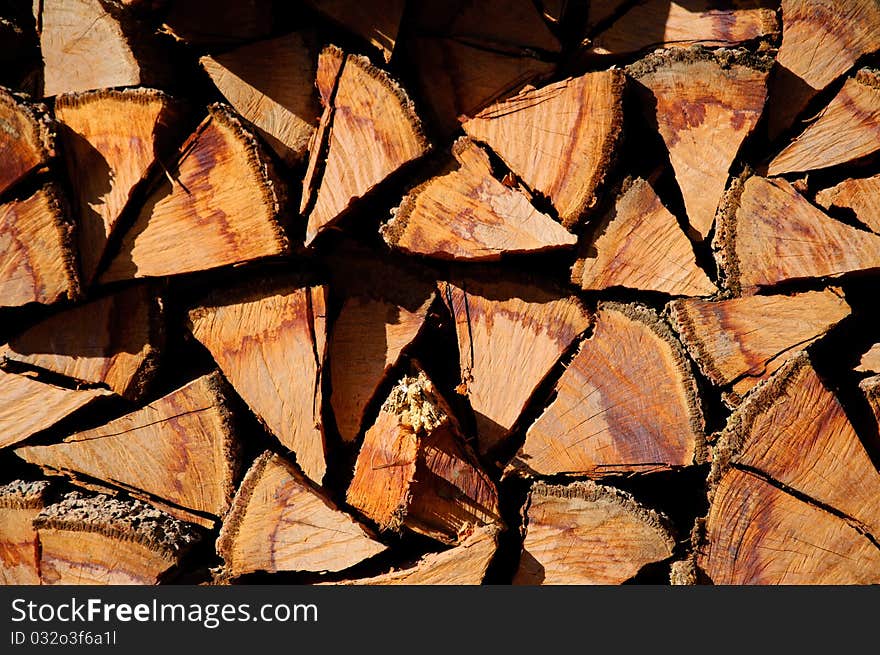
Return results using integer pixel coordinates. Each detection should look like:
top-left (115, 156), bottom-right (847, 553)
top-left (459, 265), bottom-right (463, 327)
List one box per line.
top-left (0, 87), bottom-right (54, 196)
top-left (816, 174), bottom-right (880, 234)
top-left (0, 480), bottom-right (49, 585)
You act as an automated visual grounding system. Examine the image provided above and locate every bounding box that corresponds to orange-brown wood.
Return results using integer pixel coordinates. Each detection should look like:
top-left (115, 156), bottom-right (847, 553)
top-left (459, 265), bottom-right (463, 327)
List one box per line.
top-left (217, 451), bottom-right (387, 577)
top-left (816, 174), bottom-right (880, 234)
top-left (0, 87), bottom-right (54, 197)
top-left (462, 70), bottom-right (623, 229)
top-left (16, 373), bottom-right (239, 524)
top-left (383, 138), bottom-right (576, 260)
top-left (630, 49), bottom-right (770, 240)
top-left (0, 185), bottom-right (79, 307)
top-left (769, 70), bottom-right (880, 176)
top-left (857, 345), bottom-right (880, 375)
top-left (187, 279), bottom-right (328, 483)
top-left (347, 368), bottom-right (500, 544)
top-left (306, 0), bottom-right (405, 62)
top-left (514, 481), bottom-right (675, 585)
top-left (0, 369), bottom-right (111, 450)
top-left (668, 289), bottom-right (851, 405)
top-left (101, 104), bottom-right (288, 282)
top-left (860, 375), bottom-right (880, 426)
top-left (441, 278), bottom-right (593, 455)
top-left (35, 492), bottom-right (201, 585)
top-left (302, 46), bottom-right (430, 245)
top-left (571, 177), bottom-right (716, 296)
top-left (714, 175), bottom-right (880, 293)
top-left (1, 284), bottom-right (163, 400)
top-left (510, 303), bottom-right (705, 477)
top-left (201, 33), bottom-right (320, 165)
top-left (55, 88), bottom-right (184, 282)
top-left (0, 480), bottom-right (49, 584)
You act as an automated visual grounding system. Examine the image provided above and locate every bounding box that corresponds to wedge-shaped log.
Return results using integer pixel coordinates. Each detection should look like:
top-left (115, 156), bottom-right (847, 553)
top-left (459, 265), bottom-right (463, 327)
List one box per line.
top-left (767, 0), bottom-right (880, 138)
top-left (201, 33), bottom-right (319, 165)
top-left (55, 89), bottom-right (184, 282)
top-left (17, 373), bottom-right (239, 524)
top-left (306, 0), bottom-right (405, 62)
top-left (514, 481), bottom-right (675, 585)
top-left (668, 290), bottom-right (850, 405)
top-left (769, 70), bottom-right (880, 176)
top-left (442, 278), bottom-right (593, 455)
top-left (0, 186), bottom-right (79, 307)
top-left (700, 468), bottom-right (880, 584)
top-left (1, 285), bottom-right (163, 400)
top-left (463, 70), bottom-right (623, 229)
top-left (341, 526), bottom-right (499, 585)
top-left (816, 174), bottom-right (880, 234)
top-left (383, 139), bottom-right (576, 260)
top-left (630, 49), bottom-right (770, 240)
top-left (857, 345), bottom-right (880, 374)
top-left (714, 175), bottom-right (880, 293)
top-left (571, 177), bottom-right (716, 296)
top-left (0, 87), bottom-right (54, 197)
top-left (101, 104), bottom-right (288, 282)
top-left (38, 0), bottom-right (166, 96)
top-left (188, 280), bottom-right (328, 483)
top-left (590, 0), bottom-right (777, 55)
top-left (0, 370), bottom-right (111, 450)
top-left (302, 46), bottom-right (430, 245)
top-left (217, 452), bottom-right (387, 577)
top-left (0, 480), bottom-right (50, 584)
top-left (35, 492), bottom-right (201, 585)
top-left (347, 368), bottom-right (500, 544)
top-left (712, 353), bottom-right (880, 538)
top-left (510, 303), bottom-right (705, 477)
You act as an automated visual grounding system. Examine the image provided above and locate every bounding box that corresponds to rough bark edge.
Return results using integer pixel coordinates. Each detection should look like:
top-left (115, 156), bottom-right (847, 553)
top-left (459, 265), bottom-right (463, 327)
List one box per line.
top-left (859, 374), bottom-right (880, 407)
top-left (626, 45), bottom-right (775, 79)
top-left (528, 480), bottom-right (677, 550)
top-left (665, 298), bottom-right (730, 390)
top-left (202, 370), bottom-right (242, 517)
top-left (707, 351), bottom-right (812, 497)
top-left (600, 301), bottom-right (708, 464)
top-left (186, 272), bottom-right (321, 319)
top-left (0, 85), bottom-right (56, 172)
top-left (37, 182), bottom-right (82, 303)
top-left (121, 292), bottom-right (165, 401)
top-left (0, 479), bottom-right (50, 509)
top-left (33, 491), bottom-right (202, 559)
top-left (711, 168), bottom-right (752, 296)
top-left (855, 67), bottom-right (880, 92)
top-left (54, 86), bottom-right (177, 113)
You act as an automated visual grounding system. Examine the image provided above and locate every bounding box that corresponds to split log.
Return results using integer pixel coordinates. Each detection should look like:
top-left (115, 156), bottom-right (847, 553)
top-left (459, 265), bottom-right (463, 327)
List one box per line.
top-left (0, 185), bottom-right (79, 307)
top-left (187, 279), bottom-right (328, 484)
top-left (346, 368), bottom-right (500, 544)
top-left (767, 0), bottom-right (880, 139)
top-left (668, 289), bottom-right (850, 406)
top-left (100, 103), bottom-right (289, 282)
top-left (328, 261), bottom-right (436, 444)
top-left (301, 46), bottom-right (430, 245)
top-left (711, 353), bottom-right (880, 538)
top-left (509, 303), bottom-right (705, 477)
top-left (441, 278), bottom-right (593, 455)
top-left (857, 345), bottom-right (880, 374)
top-left (16, 372), bottom-right (239, 526)
top-left (306, 0), bottom-right (405, 62)
top-left (514, 481), bottom-right (675, 585)
top-left (35, 492), bottom-right (201, 585)
top-left (462, 70), bottom-right (624, 229)
top-left (382, 138), bottom-right (576, 260)
top-left (0, 369), bottom-right (111, 450)
top-left (341, 525), bottom-right (499, 585)
top-left (0, 480), bottom-right (50, 584)
top-left (816, 174), bottom-right (880, 234)
top-left (589, 0), bottom-right (778, 56)
top-left (714, 175), bottom-right (880, 293)
top-left (55, 88), bottom-right (185, 283)
top-left (699, 467), bottom-right (880, 584)
top-left (38, 0), bottom-right (166, 96)
top-left (629, 48), bottom-right (770, 240)
top-left (201, 33), bottom-right (320, 166)
top-left (1, 284), bottom-right (163, 400)
top-left (0, 86), bottom-right (54, 197)
top-left (217, 451), bottom-right (387, 577)
top-left (768, 69), bottom-right (880, 176)
top-left (161, 0), bottom-right (273, 46)
top-left (571, 177), bottom-right (716, 296)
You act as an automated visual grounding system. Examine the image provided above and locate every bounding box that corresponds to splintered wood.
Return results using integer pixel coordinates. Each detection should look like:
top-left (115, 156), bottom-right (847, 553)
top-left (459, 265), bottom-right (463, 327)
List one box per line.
top-left (0, 87), bottom-right (54, 197)
top-left (187, 280), bottom-right (328, 483)
top-left (510, 303), bottom-right (705, 477)
top-left (347, 368), bottom-right (500, 543)
top-left (383, 138), bottom-right (576, 260)
top-left (218, 452), bottom-right (386, 577)
top-left (515, 481), bottom-right (675, 585)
